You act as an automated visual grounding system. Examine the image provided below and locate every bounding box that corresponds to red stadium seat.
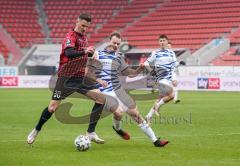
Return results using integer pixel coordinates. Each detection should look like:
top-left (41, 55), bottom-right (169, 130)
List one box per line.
top-left (0, 0), bottom-right (45, 49)
top-left (43, 0), bottom-right (129, 43)
top-left (120, 0), bottom-right (240, 53)
top-left (88, 0), bottom-right (163, 45)
top-left (1, 0), bottom-right (240, 66)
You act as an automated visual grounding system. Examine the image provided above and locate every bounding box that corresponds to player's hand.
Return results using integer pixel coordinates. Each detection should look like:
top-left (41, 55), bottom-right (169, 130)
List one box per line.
top-left (96, 78), bottom-right (108, 88)
top-left (86, 46), bottom-right (95, 57)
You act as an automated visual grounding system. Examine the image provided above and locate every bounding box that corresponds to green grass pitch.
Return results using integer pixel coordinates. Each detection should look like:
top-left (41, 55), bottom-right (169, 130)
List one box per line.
top-left (0, 89), bottom-right (240, 166)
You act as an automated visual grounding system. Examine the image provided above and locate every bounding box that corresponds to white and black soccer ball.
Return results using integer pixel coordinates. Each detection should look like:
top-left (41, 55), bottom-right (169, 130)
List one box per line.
top-left (74, 135), bottom-right (91, 151)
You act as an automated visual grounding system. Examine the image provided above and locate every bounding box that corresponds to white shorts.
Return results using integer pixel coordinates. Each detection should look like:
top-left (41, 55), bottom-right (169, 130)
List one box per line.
top-left (157, 79), bottom-right (173, 96)
top-left (102, 87), bottom-right (136, 112)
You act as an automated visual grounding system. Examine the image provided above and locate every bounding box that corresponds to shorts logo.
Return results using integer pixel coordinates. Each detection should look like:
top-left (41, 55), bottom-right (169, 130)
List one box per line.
top-left (53, 90), bottom-right (61, 99)
top-left (197, 78), bottom-right (220, 89)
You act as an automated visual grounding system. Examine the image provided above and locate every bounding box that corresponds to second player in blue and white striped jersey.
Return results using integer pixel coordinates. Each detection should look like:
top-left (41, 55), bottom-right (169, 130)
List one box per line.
top-left (144, 47), bottom-right (177, 86)
top-left (144, 35), bottom-right (177, 124)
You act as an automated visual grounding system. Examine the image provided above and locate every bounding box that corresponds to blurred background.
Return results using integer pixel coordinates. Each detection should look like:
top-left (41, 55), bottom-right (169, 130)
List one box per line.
top-left (0, 0), bottom-right (239, 91)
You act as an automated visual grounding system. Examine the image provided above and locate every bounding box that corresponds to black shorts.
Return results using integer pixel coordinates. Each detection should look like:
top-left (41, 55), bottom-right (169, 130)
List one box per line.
top-left (52, 77), bottom-right (98, 100)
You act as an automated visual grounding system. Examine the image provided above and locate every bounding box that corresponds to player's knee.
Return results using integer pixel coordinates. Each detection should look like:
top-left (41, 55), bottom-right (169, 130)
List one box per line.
top-left (169, 92), bottom-right (175, 99)
top-left (86, 90), bottom-right (106, 104)
top-left (165, 94), bottom-right (174, 102)
top-left (113, 111), bottom-right (122, 121)
top-left (127, 109), bottom-right (143, 124)
top-left (48, 105), bottom-right (57, 113)
top-left (166, 88), bottom-right (174, 97)
top-left (95, 95), bottom-right (106, 104)
top-left (48, 102), bottom-right (59, 113)
top-left (127, 108), bottom-right (138, 117)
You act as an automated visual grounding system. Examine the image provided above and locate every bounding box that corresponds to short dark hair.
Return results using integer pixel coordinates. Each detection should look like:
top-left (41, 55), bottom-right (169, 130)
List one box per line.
top-left (79, 13), bottom-right (92, 22)
top-left (159, 34), bottom-right (168, 40)
top-left (110, 31), bottom-right (121, 40)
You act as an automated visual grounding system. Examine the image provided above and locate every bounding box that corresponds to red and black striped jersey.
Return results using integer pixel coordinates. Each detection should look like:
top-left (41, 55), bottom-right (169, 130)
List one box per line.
top-left (58, 29), bottom-right (88, 78)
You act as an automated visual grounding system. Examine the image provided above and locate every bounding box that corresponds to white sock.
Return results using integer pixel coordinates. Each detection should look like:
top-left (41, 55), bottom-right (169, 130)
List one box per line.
top-left (174, 87), bottom-right (178, 101)
top-left (113, 116), bottom-right (121, 130)
top-left (139, 121), bottom-right (157, 142)
top-left (146, 99), bottom-right (165, 119)
top-left (155, 99), bottom-right (165, 110)
top-left (146, 107), bottom-right (155, 120)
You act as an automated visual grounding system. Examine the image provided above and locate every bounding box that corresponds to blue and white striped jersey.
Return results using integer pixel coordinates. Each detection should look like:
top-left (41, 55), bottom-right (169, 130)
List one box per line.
top-left (145, 49), bottom-right (177, 82)
top-left (92, 49), bottom-right (128, 92)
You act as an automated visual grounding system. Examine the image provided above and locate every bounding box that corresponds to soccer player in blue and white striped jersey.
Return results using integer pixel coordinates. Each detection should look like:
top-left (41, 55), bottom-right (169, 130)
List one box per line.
top-left (88, 32), bottom-right (169, 147)
top-left (143, 34), bottom-right (178, 123)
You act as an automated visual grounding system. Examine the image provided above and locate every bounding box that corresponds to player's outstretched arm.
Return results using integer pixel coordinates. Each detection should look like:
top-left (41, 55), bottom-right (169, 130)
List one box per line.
top-left (142, 60), bottom-right (153, 73)
top-left (85, 65), bottom-right (108, 88)
top-left (121, 64), bottom-right (144, 78)
top-left (64, 46), bottom-right (95, 58)
top-left (85, 54), bottom-right (108, 88)
top-left (65, 47), bottom-right (85, 58)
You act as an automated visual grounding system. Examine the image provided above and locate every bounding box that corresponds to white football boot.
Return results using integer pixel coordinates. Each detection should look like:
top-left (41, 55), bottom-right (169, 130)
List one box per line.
top-left (86, 132), bottom-right (105, 144)
top-left (27, 128), bottom-right (39, 144)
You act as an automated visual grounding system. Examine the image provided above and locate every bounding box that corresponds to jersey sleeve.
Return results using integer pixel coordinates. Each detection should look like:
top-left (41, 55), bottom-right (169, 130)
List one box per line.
top-left (146, 51), bottom-right (156, 65)
top-left (62, 32), bottom-right (77, 50)
top-left (87, 51), bottom-right (101, 69)
top-left (144, 51), bottom-right (155, 69)
top-left (119, 54), bottom-right (128, 72)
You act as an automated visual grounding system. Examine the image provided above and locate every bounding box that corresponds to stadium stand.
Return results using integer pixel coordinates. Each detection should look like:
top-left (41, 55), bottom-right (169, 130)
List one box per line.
top-left (211, 23), bottom-right (240, 65)
top-left (122, 0), bottom-right (240, 52)
top-left (89, 0), bottom-right (164, 45)
top-left (0, 0), bottom-right (240, 66)
top-left (0, 0), bottom-right (45, 48)
top-left (43, 0), bottom-right (129, 43)
top-left (228, 27), bottom-right (240, 45)
top-left (211, 47), bottom-right (240, 66)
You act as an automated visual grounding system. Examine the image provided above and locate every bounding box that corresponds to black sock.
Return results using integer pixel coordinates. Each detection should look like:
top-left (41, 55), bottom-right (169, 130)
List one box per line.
top-left (35, 107), bottom-right (53, 131)
top-left (87, 103), bottom-right (104, 133)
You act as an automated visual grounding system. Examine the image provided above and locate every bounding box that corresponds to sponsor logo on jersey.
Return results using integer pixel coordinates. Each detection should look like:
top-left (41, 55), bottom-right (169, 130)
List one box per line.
top-left (66, 39), bottom-right (71, 46)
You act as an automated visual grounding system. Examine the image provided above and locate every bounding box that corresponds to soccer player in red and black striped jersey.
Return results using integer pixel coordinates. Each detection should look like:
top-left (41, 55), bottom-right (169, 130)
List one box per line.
top-left (27, 13), bottom-right (107, 144)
